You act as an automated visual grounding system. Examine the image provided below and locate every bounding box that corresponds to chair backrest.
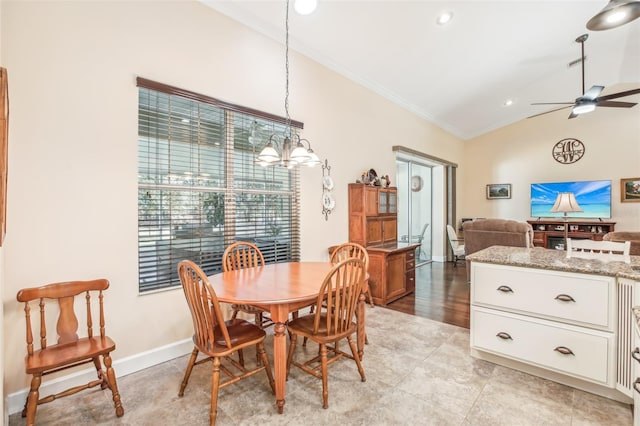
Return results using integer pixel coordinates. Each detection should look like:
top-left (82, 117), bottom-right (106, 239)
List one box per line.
top-left (330, 242), bottom-right (369, 271)
top-left (222, 241), bottom-right (264, 272)
top-left (312, 258), bottom-right (365, 336)
top-left (178, 260), bottom-right (232, 351)
top-left (446, 225), bottom-right (462, 250)
top-left (416, 223), bottom-right (429, 243)
top-left (16, 279), bottom-right (109, 355)
top-left (566, 238), bottom-right (631, 263)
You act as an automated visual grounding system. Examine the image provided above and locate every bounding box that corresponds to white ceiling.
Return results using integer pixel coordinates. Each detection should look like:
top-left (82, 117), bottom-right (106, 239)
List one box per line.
top-left (204, 1), bottom-right (640, 140)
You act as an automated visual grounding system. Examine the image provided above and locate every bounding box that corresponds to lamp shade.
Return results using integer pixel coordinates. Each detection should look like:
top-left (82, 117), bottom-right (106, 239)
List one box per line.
top-left (587, 0), bottom-right (640, 30)
top-left (550, 192), bottom-right (584, 214)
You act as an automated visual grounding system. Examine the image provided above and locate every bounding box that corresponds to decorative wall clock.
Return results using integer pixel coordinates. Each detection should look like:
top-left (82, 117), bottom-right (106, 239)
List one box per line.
top-left (552, 138), bottom-right (585, 164)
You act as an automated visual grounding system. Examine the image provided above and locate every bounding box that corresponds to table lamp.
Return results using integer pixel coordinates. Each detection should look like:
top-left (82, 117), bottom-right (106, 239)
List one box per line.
top-left (550, 192), bottom-right (583, 249)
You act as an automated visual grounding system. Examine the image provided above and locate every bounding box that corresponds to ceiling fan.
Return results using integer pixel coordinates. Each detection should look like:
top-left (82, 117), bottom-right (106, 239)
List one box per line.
top-left (529, 33), bottom-right (640, 119)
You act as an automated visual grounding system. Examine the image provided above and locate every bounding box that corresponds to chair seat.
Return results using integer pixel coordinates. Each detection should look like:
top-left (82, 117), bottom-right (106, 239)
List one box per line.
top-left (201, 319), bottom-right (267, 356)
top-left (287, 314), bottom-right (356, 344)
top-left (25, 336), bottom-right (116, 374)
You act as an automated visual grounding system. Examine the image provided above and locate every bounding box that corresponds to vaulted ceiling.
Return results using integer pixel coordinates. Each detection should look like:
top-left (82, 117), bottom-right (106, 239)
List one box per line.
top-left (204, 1), bottom-right (640, 140)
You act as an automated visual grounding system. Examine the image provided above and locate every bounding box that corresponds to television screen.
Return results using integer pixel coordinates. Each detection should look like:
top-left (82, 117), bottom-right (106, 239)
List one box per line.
top-left (530, 180), bottom-right (611, 219)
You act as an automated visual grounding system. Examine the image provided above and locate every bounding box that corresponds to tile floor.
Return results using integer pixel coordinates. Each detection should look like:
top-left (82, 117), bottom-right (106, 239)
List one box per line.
top-left (9, 307), bottom-right (633, 425)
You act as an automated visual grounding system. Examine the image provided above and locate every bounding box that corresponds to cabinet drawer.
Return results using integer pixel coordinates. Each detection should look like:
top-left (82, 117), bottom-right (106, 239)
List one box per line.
top-left (471, 263), bottom-right (614, 330)
top-left (471, 307), bottom-right (614, 385)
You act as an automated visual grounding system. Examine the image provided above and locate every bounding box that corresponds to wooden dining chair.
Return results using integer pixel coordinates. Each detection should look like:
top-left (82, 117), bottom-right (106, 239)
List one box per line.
top-left (177, 260), bottom-right (275, 425)
top-left (330, 242), bottom-right (372, 307)
top-left (16, 279), bottom-right (124, 425)
top-left (222, 241), bottom-right (273, 329)
top-left (286, 258), bottom-right (367, 409)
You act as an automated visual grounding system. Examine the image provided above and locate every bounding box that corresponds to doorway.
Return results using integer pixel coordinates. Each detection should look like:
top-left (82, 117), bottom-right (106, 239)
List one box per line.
top-left (396, 159), bottom-right (432, 266)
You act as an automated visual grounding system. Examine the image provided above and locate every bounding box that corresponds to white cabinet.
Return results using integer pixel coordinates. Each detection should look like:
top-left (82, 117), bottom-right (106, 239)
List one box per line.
top-left (471, 262), bottom-right (619, 394)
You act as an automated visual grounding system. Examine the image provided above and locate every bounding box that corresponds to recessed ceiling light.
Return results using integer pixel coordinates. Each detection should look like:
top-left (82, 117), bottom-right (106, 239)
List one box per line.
top-left (294, 0), bottom-right (317, 15)
top-left (503, 99), bottom-right (514, 107)
top-left (436, 11), bottom-right (454, 25)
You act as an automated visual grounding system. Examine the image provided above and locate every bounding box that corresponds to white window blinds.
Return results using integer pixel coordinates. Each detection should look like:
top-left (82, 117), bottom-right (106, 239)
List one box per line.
top-left (137, 78), bottom-right (301, 292)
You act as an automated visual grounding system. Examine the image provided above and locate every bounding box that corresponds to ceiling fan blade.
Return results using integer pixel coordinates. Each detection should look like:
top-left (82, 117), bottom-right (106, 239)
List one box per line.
top-left (531, 102), bottom-right (574, 105)
top-left (527, 105), bottom-right (572, 119)
top-left (580, 85), bottom-right (604, 101)
top-left (596, 88), bottom-right (640, 102)
top-left (596, 100), bottom-right (637, 108)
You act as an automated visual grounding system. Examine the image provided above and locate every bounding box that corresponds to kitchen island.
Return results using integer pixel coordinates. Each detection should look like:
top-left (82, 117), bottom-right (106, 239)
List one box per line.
top-left (467, 246), bottom-right (640, 405)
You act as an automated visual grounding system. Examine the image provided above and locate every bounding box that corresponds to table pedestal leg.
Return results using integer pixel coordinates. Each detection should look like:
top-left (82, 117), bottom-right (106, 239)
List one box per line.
top-left (270, 306), bottom-right (289, 414)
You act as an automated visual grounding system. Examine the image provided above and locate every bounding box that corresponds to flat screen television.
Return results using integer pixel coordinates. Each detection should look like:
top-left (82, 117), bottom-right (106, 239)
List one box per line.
top-left (530, 180), bottom-right (611, 219)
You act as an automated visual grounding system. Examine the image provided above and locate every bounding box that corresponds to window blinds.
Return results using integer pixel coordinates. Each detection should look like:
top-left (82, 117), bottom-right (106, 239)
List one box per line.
top-left (137, 79), bottom-right (301, 292)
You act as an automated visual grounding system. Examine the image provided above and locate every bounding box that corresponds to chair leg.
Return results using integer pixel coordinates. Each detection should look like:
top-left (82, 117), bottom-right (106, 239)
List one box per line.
top-left (320, 343), bottom-right (329, 409)
top-left (210, 357), bottom-right (221, 426)
top-left (92, 357), bottom-right (108, 390)
top-left (103, 353), bottom-right (124, 417)
top-left (347, 336), bottom-right (366, 382)
top-left (23, 373), bottom-right (41, 424)
top-left (286, 334), bottom-right (298, 379)
top-left (254, 313), bottom-right (263, 366)
top-left (238, 349), bottom-right (245, 367)
top-left (257, 343), bottom-right (275, 394)
top-left (179, 347), bottom-right (199, 397)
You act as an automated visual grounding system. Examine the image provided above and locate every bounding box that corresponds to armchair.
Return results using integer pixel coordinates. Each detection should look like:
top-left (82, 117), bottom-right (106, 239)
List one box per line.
top-left (603, 231), bottom-right (640, 256)
top-left (462, 219), bottom-right (534, 280)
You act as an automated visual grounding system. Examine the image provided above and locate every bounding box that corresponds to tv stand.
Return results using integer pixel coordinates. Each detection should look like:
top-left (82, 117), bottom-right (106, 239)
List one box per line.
top-left (527, 219), bottom-right (615, 249)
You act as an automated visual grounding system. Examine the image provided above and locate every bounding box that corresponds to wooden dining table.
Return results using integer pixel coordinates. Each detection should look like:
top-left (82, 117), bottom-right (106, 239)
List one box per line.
top-left (207, 261), bottom-right (366, 414)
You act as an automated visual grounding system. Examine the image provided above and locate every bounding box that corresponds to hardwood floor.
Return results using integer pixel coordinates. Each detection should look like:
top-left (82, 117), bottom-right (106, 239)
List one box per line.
top-left (385, 260), bottom-right (470, 329)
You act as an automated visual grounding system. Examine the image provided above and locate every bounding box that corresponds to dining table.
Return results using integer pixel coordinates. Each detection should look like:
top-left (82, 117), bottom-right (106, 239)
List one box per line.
top-left (207, 261), bottom-right (366, 414)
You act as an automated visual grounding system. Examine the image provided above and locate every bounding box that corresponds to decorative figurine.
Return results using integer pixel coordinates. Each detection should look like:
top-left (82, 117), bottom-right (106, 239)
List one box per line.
top-left (383, 175), bottom-right (391, 188)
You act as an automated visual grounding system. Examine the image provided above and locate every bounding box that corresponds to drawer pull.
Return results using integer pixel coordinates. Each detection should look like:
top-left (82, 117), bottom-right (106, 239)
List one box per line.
top-left (554, 346), bottom-right (575, 356)
top-left (634, 378), bottom-right (640, 395)
top-left (496, 332), bottom-right (513, 340)
top-left (632, 347), bottom-right (640, 363)
top-left (554, 294), bottom-right (576, 302)
top-left (496, 285), bottom-right (514, 293)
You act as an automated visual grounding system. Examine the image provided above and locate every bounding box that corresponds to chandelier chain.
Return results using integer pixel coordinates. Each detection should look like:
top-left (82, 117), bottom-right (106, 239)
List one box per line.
top-left (284, 0), bottom-right (291, 135)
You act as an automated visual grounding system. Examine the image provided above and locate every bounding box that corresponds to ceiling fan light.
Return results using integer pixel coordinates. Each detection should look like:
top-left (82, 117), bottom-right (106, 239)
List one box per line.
top-left (586, 0), bottom-right (640, 30)
top-left (572, 102), bottom-right (596, 115)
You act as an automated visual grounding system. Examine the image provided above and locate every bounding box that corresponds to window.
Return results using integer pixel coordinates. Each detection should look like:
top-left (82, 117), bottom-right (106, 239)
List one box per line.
top-left (137, 78), bottom-right (302, 292)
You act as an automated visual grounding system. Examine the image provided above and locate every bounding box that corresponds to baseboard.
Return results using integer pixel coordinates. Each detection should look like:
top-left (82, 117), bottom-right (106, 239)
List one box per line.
top-left (6, 338), bottom-right (193, 415)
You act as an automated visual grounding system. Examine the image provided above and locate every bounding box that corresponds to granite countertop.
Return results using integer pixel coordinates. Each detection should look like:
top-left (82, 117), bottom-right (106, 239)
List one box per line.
top-left (467, 246), bottom-right (640, 281)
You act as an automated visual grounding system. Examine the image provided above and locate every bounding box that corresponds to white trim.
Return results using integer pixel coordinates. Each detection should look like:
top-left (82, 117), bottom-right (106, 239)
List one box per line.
top-left (6, 339), bottom-right (193, 415)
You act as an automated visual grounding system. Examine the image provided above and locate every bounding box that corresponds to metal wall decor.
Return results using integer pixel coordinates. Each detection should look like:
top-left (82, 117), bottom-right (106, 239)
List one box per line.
top-left (321, 159), bottom-right (334, 220)
top-left (552, 138), bottom-right (585, 164)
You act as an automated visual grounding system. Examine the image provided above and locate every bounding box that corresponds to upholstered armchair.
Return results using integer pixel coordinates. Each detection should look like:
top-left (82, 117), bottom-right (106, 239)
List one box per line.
top-left (603, 232), bottom-right (640, 256)
top-left (462, 219), bottom-right (534, 280)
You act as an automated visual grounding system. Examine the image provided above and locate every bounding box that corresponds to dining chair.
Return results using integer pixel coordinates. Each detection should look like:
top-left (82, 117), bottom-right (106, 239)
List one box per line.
top-left (566, 238), bottom-right (631, 263)
top-left (177, 260), bottom-right (275, 425)
top-left (16, 279), bottom-right (124, 425)
top-left (222, 241), bottom-right (273, 329)
top-left (286, 258), bottom-right (367, 409)
top-left (330, 242), bottom-right (373, 307)
top-left (446, 224), bottom-right (465, 266)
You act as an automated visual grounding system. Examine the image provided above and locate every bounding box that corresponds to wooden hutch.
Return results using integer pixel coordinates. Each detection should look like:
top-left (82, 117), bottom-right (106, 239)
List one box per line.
top-left (348, 183), bottom-right (419, 305)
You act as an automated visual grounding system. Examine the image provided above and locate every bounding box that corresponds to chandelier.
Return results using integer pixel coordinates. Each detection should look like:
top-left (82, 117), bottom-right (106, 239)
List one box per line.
top-left (257, 0), bottom-right (321, 168)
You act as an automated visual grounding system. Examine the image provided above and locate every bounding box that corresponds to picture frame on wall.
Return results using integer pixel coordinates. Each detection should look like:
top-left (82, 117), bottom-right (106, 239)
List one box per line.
top-left (621, 177), bottom-right (640, 203)
top-left (486, 183), bottom-right (511, 200)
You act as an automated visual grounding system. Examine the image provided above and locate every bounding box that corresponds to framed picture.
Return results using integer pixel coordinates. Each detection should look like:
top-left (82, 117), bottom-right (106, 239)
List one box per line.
top-left (486, 183), bottom-right (511, 200)
top-left (621, 177), bottom-right (640, 203)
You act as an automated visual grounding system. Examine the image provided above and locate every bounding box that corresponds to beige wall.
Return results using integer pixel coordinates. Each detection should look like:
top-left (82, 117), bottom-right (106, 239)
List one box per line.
top-left (462, 103), bottom-right (640, 231)
top-left (1, 0), bottom-right (463, 398)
